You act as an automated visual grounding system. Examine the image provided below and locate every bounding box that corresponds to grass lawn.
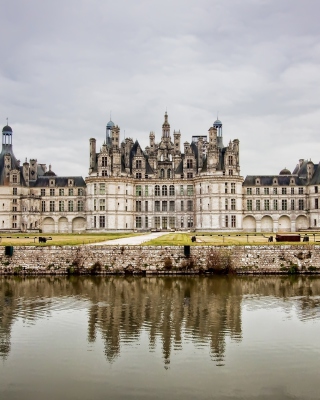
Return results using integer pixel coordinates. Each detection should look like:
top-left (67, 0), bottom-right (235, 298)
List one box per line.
top-left (0, 232), bottom-right (142, 247)
top-left (143, 231), bottom-right (319, 246)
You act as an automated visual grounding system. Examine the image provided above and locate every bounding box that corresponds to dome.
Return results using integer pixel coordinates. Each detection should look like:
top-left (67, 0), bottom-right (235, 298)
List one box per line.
top-left (44, 170), bottom-right (56, 176)
top-left (106, 120), bottom-right (115, 130)
top-left (279, 168), bottom-right (291, 175)
top-left (213, 119), bottom-right (222, 126)
top-left (2, 125), bottom-right (12, 133)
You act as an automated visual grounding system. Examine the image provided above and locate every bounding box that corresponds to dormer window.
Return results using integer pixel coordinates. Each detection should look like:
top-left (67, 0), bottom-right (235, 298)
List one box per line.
top-left (68, 179), bottom-right (74, 187)
top-left (273, 178), bottom-right (278, 185)
top-left (12, 174), bottom-right (17, 183)
top-left (255, 178), bottom-right (260, 185)
top-left (49, 179), bottom-right (55, 187)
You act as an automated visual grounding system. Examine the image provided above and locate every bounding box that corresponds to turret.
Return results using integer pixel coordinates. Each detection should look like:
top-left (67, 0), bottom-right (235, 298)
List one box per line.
top-left (89, 138), bottom-right (96, 172)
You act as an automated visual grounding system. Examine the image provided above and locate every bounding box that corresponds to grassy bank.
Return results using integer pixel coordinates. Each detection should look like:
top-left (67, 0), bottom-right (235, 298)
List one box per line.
top-left (143, 232), bottom-right (320, 246)
top-left (0, 232), bottom-right (142, 246)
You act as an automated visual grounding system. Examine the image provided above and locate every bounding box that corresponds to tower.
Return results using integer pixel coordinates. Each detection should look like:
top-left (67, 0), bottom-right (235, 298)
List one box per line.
top-left (213, 119), bottom-right (224, 148)
top-left (162, 111), bottom-right (170, 139)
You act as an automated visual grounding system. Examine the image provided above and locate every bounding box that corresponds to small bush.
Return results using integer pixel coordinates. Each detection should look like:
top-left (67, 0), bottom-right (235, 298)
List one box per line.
top-left (206, 249), bottom-right (234, 274)
top-left (89, 261), bottom-right (102, 274)
top-left (288, 265), bottom-right (299, 275)
top-left (163, 256), bottom-right (173, 270)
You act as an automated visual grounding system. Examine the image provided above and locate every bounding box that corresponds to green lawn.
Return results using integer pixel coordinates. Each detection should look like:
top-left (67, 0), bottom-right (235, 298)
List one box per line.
top-left (143, 232), bottom-right (318, 246)
top-left (0, 232), bottom-right (142, 246)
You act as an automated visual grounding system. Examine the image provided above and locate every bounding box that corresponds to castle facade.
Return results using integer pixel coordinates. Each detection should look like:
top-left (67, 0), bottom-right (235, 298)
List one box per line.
top-left (0, 113), bottom-right (318, 233)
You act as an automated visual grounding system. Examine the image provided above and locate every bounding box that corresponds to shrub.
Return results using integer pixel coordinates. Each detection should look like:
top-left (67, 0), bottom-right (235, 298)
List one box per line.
top-left (206, 249), bottom-right (233, 274)
top-left (89, 261), bottom-right (102, 274)
top-left (163, 256), bottom-right (173, 270)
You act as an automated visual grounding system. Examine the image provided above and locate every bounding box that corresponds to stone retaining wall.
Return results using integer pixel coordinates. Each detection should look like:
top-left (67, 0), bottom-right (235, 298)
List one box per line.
top-left (1, 245), bottom-right (320, 274)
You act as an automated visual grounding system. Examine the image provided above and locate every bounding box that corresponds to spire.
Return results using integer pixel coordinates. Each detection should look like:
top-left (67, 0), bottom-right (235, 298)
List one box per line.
top-left (162, 111), bottom-right (170, 138)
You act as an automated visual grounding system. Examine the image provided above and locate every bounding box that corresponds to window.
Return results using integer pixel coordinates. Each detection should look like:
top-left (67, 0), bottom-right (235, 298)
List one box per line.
top-left (155, 216), bottom-right (160, 229)
top-left (50, 201), bottom-right (55, 212)
top-left (162, 201), bottom-right (167, 212)
top-left (299, 187), bottom-right (304, 194)
top-left (181, 201), bottom-right (184, 211)
top-left (160, 169), bottom-right (164, 178)
top-left (228, 156), bottom-right (233, 165)
top-left (68, 200), bottom-right (74, 212)
top-left (246, 188), bottom-right (252, 195)
top-left (315, 199), bottom-right (318, 209)
top-left (169, 201), bottom-right (175, 211)
top-left (99, 184), bottom-right (105, 195)
top-left (145, 216), bottom-right (149, 228)
top-left (68, 188), bottom-right (74, 196)
top-left (136, 216), bottom-right (142, 228)
top-left (169, 185), bottom-right (175, 196)
top-left (12, 174), bottom-right (17, 183)
top-left (231, 183), bottom-right (236, 194)
top-left (264, 188), bottom-right (269, 195)
top-left (291, 199), bottom-right (295, 210)
top-left (99, 199), bottom-right (105, 211)
top-left (41, 189), bottom-right (45, 196)
top-left (41, 201), bottom-right (46, 212)
top-left (225, 215), bottom-right (229, 228)
top-left (225, 199), bottom-right (228, 210)
top-left (273, 187), bottom-right (277, 195)
top-left (136, 201), bottom-right (142, 212)
top-left (93, 216), bottom-right (96, 228)
top-left (50, 188), bottom-right (55, 196)
top-left (102, 170), bottom-right (108, 177)
top-left (187, 172), bottom-right (193, 179)
top-left (282, 199), bottom-right (287, 210)
top-left (187, 200), bottom-right (193, 211)
top-left (264, 199), bottom-right (270, 211)
top-left (59, 189), bottom-right (64, 196)
top-left (228, 169), bottom-right (233, 176)
top-left (282, 188), bottom-right (287, 195)
top-left (230, 198), bottom-right (235, 210)
top-left (315, 186), bottom-right (318, 194)
top-left (256, 187), bottom-right (260, 195)
top-left (99, 216), bottom-right (105, 228)
top-left (225, 183), bottom-right (228, 194)
top-left (162, 217), bottom-right (167, 229)
top-left (187, 159), bottom-right (193, 168)
top-left (155, 185), bottom-right (160, 196)
top-left (231, 215), bottom-right (236, 228)
top-left (256, 200), bottom-right (260, 211)
top-left (273, 199), bottom-right (278, 211)
top-left (169, 216), bottom-right (175, 228)
top-left (145, 201), bottom-right (148, 212)
top-left (94, 199), bottom-right (97, 211)
top-left (181, 216), bottom-right (184, 228)
top-left (102, 157), bottom-right (107, 167)
top-left (136, 185), bottom-right (142, 196)
top-left (187, 216), bottom-right (193, 228)
top-left (291, 187), bottom-right (294, 195)
top-left (59, 201), bottom-right (64, 212)
top-left (180, 185), bottom-right (184, 195)
top-left (136, 173), bottom-right (142, 179)
top-left (145, 186), bottom-right (149, 196)
top-left (13, 198), bottom-right (17, 204)
top-left (162, 185), bottom-right (167, 196)
top-left (167, 169), bottom-right (171, 179)
top-left (78, 200), bottom-right (84, 212)
top-left (155, 201), bottom-right (160, 212)
top-left (94, 184), bottom-right (97, 195)
top-left (136, 159), bottom-right (142, 169)
top-left (78, 188), bottom-right (83, 196)
top-left (13, 188), bottom-right (17, 195)
top-left (247, 200), bottom-right (252, 211)
top-left (12, 206), bottom-right (17, 212)
top-left (187, 185), bottom-right (193, 196)
top-left (299, 199), bottom-right (304, 210)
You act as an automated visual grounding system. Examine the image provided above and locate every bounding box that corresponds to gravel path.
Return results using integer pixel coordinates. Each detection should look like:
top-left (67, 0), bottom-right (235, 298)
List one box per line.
top-left (87, 231), bottom-right (170, 246)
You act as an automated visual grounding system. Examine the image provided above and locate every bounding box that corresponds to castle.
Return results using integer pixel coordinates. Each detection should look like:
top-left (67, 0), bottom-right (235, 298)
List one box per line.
top-left (0, 112), bottom-right (318, 233)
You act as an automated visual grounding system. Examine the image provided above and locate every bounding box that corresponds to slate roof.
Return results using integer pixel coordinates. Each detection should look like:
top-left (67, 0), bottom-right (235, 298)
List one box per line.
top-left (243, 175), bottom-right (305, 186)
top-left (30, 176), bottom-right (86, 187)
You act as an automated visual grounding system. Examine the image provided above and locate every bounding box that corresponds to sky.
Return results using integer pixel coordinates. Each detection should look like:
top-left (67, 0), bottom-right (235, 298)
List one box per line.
top-left (0, 0), bottom-right (320, 178)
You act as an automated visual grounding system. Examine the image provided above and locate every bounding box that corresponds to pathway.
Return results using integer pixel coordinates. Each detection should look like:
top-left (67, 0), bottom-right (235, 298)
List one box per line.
top-left (87, 231), bottom-right (170, 246)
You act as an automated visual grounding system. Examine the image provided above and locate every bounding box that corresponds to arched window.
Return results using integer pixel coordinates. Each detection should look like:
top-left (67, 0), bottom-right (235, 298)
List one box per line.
top-left (155, 185), bottom-right (160, 196)
top-left (162, 185), bottom-right (168, 196)
top-left (169, 185), bottom-right (175, 196)
top-left (167, 169), bottom-right (171, 178)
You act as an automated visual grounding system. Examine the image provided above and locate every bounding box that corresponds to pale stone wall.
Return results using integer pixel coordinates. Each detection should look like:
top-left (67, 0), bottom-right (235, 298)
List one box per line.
top-left (1, 245), bottom-right (320, 274)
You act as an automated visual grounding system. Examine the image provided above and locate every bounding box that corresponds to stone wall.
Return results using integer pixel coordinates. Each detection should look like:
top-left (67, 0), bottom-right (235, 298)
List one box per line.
top-left (1, 245), bottom-right (320, 274)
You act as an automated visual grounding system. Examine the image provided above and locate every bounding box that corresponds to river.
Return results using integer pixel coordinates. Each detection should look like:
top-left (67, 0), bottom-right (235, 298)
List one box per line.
top-left (1, 276), bottom-right (319, 399)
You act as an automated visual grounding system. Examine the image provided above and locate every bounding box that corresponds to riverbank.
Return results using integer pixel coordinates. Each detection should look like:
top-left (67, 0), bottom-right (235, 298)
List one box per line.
top-left (1, 244), bottom-right (320, 275)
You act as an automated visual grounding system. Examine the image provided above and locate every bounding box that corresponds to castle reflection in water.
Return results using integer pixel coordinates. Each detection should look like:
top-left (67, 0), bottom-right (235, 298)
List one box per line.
top-left (1, 276), bottom-right (320, 365)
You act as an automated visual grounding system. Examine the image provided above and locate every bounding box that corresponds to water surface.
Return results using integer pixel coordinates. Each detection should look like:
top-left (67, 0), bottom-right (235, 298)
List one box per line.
top-left (1, 276), bottom-right (319, 400)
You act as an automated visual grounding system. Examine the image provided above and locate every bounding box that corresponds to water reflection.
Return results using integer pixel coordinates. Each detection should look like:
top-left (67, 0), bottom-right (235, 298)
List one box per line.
top-left (1, 276), bottom-right (320, 365)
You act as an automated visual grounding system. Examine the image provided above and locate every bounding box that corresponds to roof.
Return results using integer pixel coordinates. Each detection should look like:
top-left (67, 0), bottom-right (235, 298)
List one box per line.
top-left (2, 125), bottom-right (12, 133)
top-left (30, 176), bottom-right (86, 187)
top-left (243, 175), bottom-right (305, 186)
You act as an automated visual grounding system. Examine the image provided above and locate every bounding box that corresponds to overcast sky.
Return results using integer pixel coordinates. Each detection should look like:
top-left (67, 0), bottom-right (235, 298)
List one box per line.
top-left (1, 0), bottom-right (320, 178)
